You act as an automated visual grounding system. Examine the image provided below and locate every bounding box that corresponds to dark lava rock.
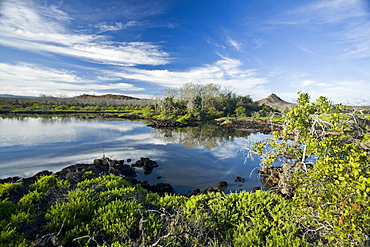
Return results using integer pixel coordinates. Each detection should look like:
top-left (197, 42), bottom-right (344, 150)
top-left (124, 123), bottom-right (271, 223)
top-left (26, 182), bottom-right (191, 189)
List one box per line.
top-left (204, 186), bottom-right (218, 193)
top-left (147, 119), bottom-right (198, 129)
top-left (56, 157), bottom-right (138, 184)
top-left (205, 181), bottom-right (228, 193)
top-left (132, 158), bottom-right (159, 174)
top-left (185, 188), bottom-right (202, 197)
top-left (235, 176), bottom-right (245, 183)
top-left (149, 183), bottom-right (174, 195)
top-left (217, 181), bottom-right (228, 191)
top-left (0, 176), bottom-right (21, 184)
top-left (253, 187), bottom-right (262, 192)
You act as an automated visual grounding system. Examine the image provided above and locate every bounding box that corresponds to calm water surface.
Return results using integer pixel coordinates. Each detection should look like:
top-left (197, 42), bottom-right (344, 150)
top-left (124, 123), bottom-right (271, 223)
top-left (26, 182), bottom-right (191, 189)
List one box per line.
top-left (0, 116), bottom-right (268, 194)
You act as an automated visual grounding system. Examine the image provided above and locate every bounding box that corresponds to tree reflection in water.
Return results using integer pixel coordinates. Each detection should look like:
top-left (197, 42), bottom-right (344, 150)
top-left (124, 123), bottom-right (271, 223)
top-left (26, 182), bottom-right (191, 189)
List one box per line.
top-left (151, 123), bottom-right (251, 149)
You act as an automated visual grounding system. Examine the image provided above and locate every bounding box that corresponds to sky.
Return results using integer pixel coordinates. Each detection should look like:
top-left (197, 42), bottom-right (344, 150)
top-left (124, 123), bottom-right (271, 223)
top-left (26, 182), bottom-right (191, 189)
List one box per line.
top-left (0, 0), bottom-right (369, 105)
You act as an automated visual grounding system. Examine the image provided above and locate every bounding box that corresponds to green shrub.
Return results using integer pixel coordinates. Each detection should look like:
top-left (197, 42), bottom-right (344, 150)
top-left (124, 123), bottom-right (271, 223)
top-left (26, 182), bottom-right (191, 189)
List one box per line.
top-left (29, 175), bottom-right (70, 192)
top-left (10, 210), bottom-right (34, 225)
top-left (0, 221), bottom-right (29, 247)
top-left (0, 200), bottom-right (16, 220)
top-left (93, 200), bottom-right (141, 242)
top-left (181, 191), bottom-right (306, 246)
top-left (45, 188), bottom-right (99, 245)
top-left (18, 190), bottom-right (44, 204)
top-left (0, 182), bottom-right (22, 198)
top-left (292, 144), bottom-right (370, 246)
top-left (253, 92), bottom-right (370, 246)
top-left (46, 189), bottom-right (99, 231)
top-left (81, 171), bottom-right (94, 180)
top-left (235, 106), bottom-right (247, 118)
top-left (77, 173), bottom-right (131, 190)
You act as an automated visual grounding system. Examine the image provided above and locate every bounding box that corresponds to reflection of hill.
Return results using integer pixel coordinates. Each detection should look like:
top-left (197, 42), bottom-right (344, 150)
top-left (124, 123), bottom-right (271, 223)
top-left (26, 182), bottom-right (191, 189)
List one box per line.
top-left (151, 124), bottom-right (251, 149)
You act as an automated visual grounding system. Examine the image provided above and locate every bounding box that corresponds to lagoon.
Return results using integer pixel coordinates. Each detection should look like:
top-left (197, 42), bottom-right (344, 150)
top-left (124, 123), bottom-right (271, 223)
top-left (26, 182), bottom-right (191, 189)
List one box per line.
top-left (0, 116), bottom-right (268, 194)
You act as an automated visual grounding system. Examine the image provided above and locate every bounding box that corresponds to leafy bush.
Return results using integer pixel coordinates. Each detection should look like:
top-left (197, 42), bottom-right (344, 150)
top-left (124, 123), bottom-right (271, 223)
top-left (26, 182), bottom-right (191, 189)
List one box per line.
top-left (77, 173), bottom-right (131, 190)
top-left (81, 170), bottom-right (94, 180)
top-left (18, 190), bottom-right (44, 204)
top-left (180, 191), bottom-right (307, 246)
top-left (235, 106), bottom-right (247, 118)
top-left (253, 92), bottom-right (370, 246)
top-left (29, 175), bottom-right (70, 192)
top-left (0, 221), bottom-right (29, 247)
top-left (292, 142), bottom-right (370, 246)
top-left (93, 200), bottom-right (142, 242)
top-left (0, 182), bottom-right (22, 198)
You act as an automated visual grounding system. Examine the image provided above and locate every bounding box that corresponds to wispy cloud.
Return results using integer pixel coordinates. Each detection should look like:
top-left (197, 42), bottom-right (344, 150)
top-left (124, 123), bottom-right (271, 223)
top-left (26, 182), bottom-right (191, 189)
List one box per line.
top-left (0, 63), bottom-right (144, 97)
top-left (227, 37), bottom-right (243, 51)
top-left (107, 56), bottom-right (269, 99)
top-left (271, 0), bottom-right (370, 58)
top-left (301, 80), bottom-right (316, 87)
top-left (95, 21), bottom-right (140, 33)
top-left (0, 0), bottom-right (169, 66)
top-left (271, 0), bottom-right (368, 25)
top-left (291, 78), bottom-right (370, 105)
top-left (291, 0), bottom-right (368, 24)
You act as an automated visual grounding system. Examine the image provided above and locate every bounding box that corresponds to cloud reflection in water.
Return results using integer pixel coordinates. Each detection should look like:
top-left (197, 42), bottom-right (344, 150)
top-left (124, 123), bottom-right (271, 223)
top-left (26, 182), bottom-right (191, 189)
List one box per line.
top-left (0, 117), bottom-right (267, 194)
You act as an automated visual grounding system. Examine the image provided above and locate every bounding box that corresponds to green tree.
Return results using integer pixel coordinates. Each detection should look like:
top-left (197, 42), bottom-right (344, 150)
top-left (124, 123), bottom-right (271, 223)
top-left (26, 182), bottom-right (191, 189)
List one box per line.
top-left (235, 106), bottom-right (247, 118)
top-left (252, 92), bottom-right (370, 246)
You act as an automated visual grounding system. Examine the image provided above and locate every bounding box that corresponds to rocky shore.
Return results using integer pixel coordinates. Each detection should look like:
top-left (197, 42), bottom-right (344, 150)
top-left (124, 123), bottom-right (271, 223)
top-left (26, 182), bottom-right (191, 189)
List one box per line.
top-left (215, 118), bottom-right (283, 134)
top-left (0, 157), bottom-right (175, 196)
top-left (1, 156), bottom-right (246, 198)
top-left (145, 118), bottom-right (283, 135)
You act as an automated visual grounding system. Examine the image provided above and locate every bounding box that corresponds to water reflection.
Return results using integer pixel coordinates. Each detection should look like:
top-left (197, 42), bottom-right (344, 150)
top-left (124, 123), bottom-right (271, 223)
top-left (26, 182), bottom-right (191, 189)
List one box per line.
top-left (152, 124), bottom-right (251, 149)
top-left (0, 117), bottom-right (268, 194)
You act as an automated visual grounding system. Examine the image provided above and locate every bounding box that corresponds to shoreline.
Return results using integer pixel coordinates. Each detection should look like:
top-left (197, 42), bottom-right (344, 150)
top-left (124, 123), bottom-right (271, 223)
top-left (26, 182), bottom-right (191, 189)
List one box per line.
top-left (0, 156), bottom-right (239, 197)
top-left (1, 111), bottom-right (284, 133)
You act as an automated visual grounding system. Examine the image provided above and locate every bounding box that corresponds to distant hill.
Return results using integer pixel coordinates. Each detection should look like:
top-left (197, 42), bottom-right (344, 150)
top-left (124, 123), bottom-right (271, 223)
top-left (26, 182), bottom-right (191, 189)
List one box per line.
top-left (73, 94), bottom-right (140, 100)
top-left (0, 94), bottom-right (154, 106)
top-left (256, 93), bottom-right (296, 112)
top-left (0, 94), bottom-right (37, 98)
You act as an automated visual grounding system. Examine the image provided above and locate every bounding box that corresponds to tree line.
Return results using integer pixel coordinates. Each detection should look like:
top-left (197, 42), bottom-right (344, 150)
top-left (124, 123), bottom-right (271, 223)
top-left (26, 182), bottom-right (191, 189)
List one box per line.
top-left (150, 82), bottom-right (274, 121)
top-left (0, 83), bottom-right (275, 119)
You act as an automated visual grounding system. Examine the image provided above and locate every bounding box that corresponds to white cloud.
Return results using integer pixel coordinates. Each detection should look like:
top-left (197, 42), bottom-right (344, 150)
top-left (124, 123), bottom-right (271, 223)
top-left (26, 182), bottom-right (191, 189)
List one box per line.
top-left (252, 38), bottom-right (267, 49)
top-left (273, 0), bottom-right (370, 58)
top-left (288, 0), bottom-right (368, 24)
top-left (301, 80), bottom-right (316, 87)
top-left (227, 37), bottom-right (242, 51)
top-left (0, 63), bottom-right (144, 97)
top-left (290, 80), bottom-right (370, 105)
top-left (0, 0), bottom-right (169, 66)
top-left (316, 82), bottom-right (333, 87)
top-left (95, 21), bottom-right (140, 33)
top-left (105, 56), bottom-right (270, 99)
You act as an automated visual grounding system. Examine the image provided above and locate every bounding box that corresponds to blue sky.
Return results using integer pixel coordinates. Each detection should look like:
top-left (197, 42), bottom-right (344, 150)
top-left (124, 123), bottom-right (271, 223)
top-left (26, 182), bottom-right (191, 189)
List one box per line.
top-left (0, 0), bottom-right (369, 104)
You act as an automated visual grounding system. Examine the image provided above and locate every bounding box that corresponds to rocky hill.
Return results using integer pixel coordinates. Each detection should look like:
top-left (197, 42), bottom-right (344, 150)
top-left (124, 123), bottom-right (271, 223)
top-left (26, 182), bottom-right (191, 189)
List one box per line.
top-left (257, 93), bottom-right (296, 112)
top-left (73, 94), bottom-right (140, 101)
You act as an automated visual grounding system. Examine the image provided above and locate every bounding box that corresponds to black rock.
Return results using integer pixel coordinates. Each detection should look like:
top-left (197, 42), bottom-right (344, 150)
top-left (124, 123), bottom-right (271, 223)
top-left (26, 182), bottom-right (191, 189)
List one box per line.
top-left (150, 183), bottom-right (174, 194)
top-left (217, 181), bottom-right (228, 191)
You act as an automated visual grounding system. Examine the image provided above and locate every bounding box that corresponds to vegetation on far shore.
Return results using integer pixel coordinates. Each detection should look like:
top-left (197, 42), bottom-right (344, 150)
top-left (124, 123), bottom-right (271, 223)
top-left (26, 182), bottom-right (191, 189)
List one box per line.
top-left (1, 88), bottom-right (370, 246)
top-left (0, 83), bottom-right (280, 122)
